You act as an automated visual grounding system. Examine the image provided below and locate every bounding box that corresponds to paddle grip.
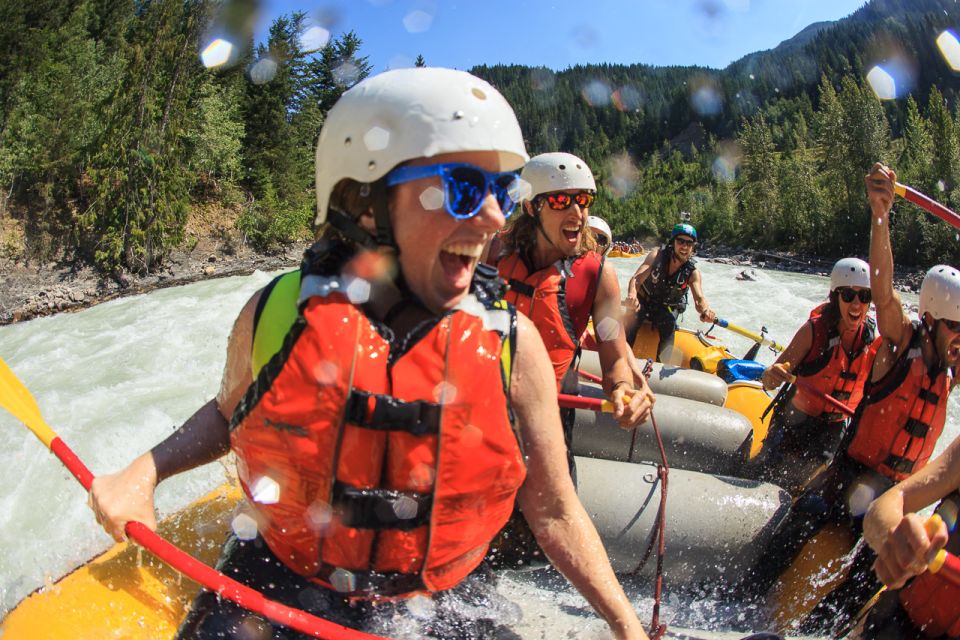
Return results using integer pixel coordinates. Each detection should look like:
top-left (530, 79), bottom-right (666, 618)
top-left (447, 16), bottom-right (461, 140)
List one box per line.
top-left (50, 437), bottom-right (94, 491)
top-left (896, 183), bottom-right (960, 229)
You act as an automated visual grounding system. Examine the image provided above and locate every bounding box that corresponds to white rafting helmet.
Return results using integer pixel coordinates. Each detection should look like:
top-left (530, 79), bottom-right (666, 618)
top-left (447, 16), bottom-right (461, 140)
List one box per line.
top-left (519, 152), bottom-right (597, 202)
top-left (587, 215), bottom-right (612, 240)
top-left (919, 264), bottom-right (960, 322)
top-left (314, 67), bottom-right (528, 226)
top-left (829, 257), bottom-right (871, 291)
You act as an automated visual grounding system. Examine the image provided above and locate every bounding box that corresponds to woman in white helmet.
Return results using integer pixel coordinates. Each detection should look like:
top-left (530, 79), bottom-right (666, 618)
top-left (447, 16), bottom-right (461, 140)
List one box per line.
top-left (747, 164), bottom-right (960, 635)
top-left (89, 69), bottom-right (647, 640)
top-left (756, 256), bottom-right (880, 493)
top-left (588, 215), bottom-right (613, 256)
top-left (492, 152), bottom-right (653, 424)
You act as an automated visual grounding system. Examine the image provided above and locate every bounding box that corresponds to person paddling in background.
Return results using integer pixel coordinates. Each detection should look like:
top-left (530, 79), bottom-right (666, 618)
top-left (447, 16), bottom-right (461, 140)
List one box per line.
top-left (624, 222), bottom-right (716, 363)
top-left (492, 152), bottom-right (654, 428)
top-left (860, 436), bottom-right (960, 639)
top-left (88, 68), bottom-right (648, 640)
top-left (747, 163), bottom-right (960, 636)
top-left (755, 257), bottom-right (880, 493)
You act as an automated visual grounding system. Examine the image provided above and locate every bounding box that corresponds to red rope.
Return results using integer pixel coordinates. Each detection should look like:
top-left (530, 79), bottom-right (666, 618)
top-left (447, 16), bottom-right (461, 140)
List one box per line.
top-left (649, 408), bottom-right (669, 640)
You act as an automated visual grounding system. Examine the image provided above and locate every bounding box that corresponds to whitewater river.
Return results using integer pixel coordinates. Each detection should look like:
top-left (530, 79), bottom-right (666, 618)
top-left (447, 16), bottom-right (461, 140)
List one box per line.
top-left (0, 257), bottom-right (954, 638)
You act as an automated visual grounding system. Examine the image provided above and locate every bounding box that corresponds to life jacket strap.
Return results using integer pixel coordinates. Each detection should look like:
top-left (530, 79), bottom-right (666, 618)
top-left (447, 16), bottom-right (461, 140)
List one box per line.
top-left (904, 418), bottom-right (930, 438)
top-left (507, 278), bottom-right (536, 298)
top-left (883, 454), bottom-right (915, 475)
top-left (333, 481), bottom-right (432, 530)
top-left (316, 561), bottom-right (427, 596)
top-left (345, 391), bottom-right (442, 435)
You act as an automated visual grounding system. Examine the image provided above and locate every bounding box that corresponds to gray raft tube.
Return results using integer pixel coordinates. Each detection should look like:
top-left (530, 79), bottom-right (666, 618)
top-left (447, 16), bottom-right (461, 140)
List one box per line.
top-left (572, 381), bottom-right (753, 476)
top-left (577, 349), bottom-right (728, 406)
top-left (576, 456), bottom-right (791, 585)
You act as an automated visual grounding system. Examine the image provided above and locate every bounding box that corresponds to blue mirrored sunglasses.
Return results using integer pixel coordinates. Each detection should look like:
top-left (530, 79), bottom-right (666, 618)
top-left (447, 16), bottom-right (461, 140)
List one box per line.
top-left (384, 163), bottom-right (522, 220)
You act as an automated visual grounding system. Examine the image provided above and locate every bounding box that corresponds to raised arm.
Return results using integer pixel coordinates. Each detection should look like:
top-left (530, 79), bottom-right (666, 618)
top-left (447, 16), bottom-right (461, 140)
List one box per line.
top-left (866, 164), bottom-right (912, 356)
top-left (864, 436), bottom-right (960, 588)
top-left (593, 262), bottom-right (655, 427)
top-left (89, 290), bottom-right (261, 542)
top-left (511, 314), bottom-right (648, 640)
top-left (760, 321), bottom-right (814, 390)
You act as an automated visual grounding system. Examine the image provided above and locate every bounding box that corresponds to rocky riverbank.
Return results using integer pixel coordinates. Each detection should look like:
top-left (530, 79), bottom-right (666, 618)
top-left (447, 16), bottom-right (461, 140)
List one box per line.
top-left (0, 242), bottom-right (925, 325)
top-left (0, 241), bottom-right (310, 324)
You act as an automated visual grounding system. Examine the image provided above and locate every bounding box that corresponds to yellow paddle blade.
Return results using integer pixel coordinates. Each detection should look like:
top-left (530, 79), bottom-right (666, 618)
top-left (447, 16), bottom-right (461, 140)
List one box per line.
top-left (0, 356), bottom-right (57, 449)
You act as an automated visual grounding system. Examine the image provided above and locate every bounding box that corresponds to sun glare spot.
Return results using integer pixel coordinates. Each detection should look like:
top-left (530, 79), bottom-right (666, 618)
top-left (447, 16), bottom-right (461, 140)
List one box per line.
top-left (250, 476), bottom-right (281, 505)
top-left (866, 66), bottom-right (896, 100)
top-left (938, 31), bottom-right (960, 71)
top-left (300, 26), bottom-right (331, 53)
top-left (581, 79), bottom-right (612, 107)
top-left (403, 10), bottom-right (434, 33)
top-left (419, 186), bottom-right (445, 211)
top-left (201, 38), bottom-right (233, 68)
top-left (249, 57), bottom-right (278, 85)
top-left (231, 513), bottom-right (258, 540)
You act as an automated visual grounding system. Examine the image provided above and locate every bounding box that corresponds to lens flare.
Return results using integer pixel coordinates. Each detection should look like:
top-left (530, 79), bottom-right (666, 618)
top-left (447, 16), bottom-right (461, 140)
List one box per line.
top-left (250, 475), bottom-right (281, 505)
top-left (866, 66), bottom-right (897, 101)
top-left (938, 30), bottom-right (960, 71)
top-left (363, 126), bottom-right (391, 152)
top-left (581, 79), bottom-right (612, 107)
top-left (201, 38), bottom-right (234, 68)
top-left (230, 512), bottom-right (259, 540)
top-left (612, 85), bottom-right (644, 112)
top-left (605, 153), bottom-right (639, 198)
top-left (419, 186), bottom-right (445, 211)
top-left (249, 57), bottom-right (278, 85)
top-left (403, 10), bottom-right (433, 33)
top-left (300, 25), bottom-right (330, 53)
top-left (691, 84), bottom-right (723, 117)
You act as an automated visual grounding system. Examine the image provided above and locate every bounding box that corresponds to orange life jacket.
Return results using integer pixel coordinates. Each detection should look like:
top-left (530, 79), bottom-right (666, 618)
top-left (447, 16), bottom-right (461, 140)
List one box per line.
top-left (792, 303), bottom-right (879, 420)
top-left (496, 251), bottom-right (603, 386)
top-left (846, 323), bottom-right (951, 481)
top-left (898, 493), bottom-right (960, 637)
top-left (231, 258), bottom-right (526, 598)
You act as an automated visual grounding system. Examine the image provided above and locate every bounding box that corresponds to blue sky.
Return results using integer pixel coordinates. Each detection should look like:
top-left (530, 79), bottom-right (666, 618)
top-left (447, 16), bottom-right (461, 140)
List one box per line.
top-left (259, 0), bottom-right (870, 72)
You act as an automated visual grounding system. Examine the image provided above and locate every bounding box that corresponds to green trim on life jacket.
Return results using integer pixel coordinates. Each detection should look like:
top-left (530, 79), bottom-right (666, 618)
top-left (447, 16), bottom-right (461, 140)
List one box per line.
top-left (251, 270), bottom-right (301, 379)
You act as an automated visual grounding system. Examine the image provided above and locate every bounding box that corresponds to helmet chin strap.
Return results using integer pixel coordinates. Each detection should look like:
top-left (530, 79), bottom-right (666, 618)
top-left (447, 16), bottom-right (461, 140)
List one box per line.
top-left (325, 183), bottom-right (429, 314)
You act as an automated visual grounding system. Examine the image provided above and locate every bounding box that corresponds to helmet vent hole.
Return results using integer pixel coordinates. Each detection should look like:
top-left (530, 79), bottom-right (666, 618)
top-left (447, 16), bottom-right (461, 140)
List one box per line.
top-left (368, 161), bottom-right (376, 171)
top-left (453, 110), bottom-right (464, 120)
top-left (471, 88), bottom-right (487, 100)
top-left (558, 164), bottom-right (566, 170)
top-left (344, 137), bottom-right (352, 146)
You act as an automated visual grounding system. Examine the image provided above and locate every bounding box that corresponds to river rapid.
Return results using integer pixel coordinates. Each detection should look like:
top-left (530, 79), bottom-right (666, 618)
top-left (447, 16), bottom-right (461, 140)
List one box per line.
top-left (0, 257), bottom-right (954, 638)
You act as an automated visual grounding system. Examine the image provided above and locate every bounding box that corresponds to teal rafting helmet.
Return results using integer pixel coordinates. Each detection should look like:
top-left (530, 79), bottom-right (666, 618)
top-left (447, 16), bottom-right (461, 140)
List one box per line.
top-left (671, 223), bottom-right (697, 242)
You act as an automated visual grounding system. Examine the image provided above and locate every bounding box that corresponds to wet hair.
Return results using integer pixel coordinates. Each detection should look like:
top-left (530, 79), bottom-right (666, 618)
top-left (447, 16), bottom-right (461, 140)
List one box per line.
top-left (317, 178), bottom-right (385, 243)
top-left (822, 290), bottom-right (842, 327)
top-left (497, 199), bottom-right (598, 260)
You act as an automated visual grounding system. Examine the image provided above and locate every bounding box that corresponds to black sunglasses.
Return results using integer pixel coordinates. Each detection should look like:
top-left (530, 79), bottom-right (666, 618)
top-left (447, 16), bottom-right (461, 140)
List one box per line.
top-left (595, 234), bottom-right (609, 247)
top-left (674, 237), bottom-right (695, 247)
top-left (837, 287), bottom-right (872, 304)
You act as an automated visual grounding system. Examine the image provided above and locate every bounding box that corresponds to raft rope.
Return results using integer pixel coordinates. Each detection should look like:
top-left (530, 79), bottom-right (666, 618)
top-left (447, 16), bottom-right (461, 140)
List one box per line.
top-left (621, 359), bottom-right (670, 639)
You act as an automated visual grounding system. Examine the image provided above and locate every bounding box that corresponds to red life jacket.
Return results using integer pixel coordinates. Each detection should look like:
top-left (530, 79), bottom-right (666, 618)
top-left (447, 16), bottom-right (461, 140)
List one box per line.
top-left (898, 493), bottom-right (960, 637)
top-left (496, 251), bottom-right (603, 386)
top-left (231, 265), bottom-right (526, 598)
top-left (792, 303), bottom-right (879, 420)
top-left (846, 323), bottom-right (951, 481)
